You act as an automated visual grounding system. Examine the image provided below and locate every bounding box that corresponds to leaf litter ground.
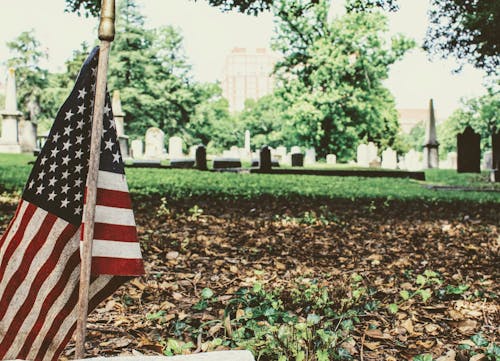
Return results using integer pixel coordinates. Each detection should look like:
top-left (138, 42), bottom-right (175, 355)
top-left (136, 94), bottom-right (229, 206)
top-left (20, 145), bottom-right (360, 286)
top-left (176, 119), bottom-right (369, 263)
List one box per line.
top-left (0, 194), bottom-right (498, 360)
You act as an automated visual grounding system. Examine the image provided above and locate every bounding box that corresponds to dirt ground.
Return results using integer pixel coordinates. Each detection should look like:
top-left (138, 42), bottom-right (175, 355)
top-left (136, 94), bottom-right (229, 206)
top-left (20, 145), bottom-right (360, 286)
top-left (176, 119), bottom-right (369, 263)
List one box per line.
top-left (1, 195), bottom-right (498, 360)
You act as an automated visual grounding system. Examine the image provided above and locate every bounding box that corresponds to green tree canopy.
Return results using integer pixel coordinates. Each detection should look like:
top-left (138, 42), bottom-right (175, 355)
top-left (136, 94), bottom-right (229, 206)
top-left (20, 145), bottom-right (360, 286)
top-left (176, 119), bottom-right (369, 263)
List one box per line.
top-left (4, 30), bottom-right (49, 122)
top-left (106, 0), bottom-right (203, 139)
top-left (425, 0), bottom-right (500, 73)
top-left (438, 88), bottom-right (500, 154)
top-left (267, 0), bottom-right (413, 160)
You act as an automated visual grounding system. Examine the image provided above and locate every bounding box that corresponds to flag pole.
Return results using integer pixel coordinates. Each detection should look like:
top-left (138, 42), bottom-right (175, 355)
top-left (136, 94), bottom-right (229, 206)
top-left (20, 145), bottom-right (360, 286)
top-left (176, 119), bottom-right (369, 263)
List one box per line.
top-left (75, 0), bottom-right (115, 358)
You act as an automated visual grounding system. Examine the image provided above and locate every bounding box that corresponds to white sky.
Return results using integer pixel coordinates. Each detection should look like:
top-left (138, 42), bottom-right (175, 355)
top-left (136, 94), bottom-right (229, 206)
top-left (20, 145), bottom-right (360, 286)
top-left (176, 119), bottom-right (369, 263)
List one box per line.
top-left (0, 0), bottom-right (489, 118)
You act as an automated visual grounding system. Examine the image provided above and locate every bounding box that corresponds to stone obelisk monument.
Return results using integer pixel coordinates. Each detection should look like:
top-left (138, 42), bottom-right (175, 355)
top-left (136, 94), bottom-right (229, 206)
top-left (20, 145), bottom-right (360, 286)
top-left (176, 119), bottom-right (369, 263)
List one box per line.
top-left (112, 90), bottom-right (130, 158)
top-left (0, 68), bottom-right (22, 153)
top-left (423, 98), bottom-right (439, 168)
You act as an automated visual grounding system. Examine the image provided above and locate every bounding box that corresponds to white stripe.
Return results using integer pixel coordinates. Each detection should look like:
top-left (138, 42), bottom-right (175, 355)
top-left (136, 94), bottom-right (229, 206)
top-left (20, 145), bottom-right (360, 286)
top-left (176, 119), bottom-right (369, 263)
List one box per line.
top-left (2, 228), bottom-right (79, 360)
top-left (97, 170), bottom-right (129, 192)
top-left (0, 207), bottom-right (48, 296)
top-left (1, 217), bottom-right (67, 333)
top-left (0, 200), bottom-right (29, 261)
top-left (95, 205), bottom-right (135, 226)
top-left (92, 239), bottom-right (142, 259)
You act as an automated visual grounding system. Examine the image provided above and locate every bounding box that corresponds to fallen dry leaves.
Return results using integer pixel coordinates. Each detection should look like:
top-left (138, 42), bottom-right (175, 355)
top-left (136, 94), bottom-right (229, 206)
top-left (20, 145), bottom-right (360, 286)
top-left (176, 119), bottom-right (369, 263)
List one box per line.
top-left (0, 196), bottom-right (498, 360)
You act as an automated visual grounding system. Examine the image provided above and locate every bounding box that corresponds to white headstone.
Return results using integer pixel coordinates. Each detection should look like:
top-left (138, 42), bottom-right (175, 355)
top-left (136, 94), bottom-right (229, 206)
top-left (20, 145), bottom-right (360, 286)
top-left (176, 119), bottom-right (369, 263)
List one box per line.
top-left (291, 146), bottom-right (301, 154)
top-left (326, 154), bottom-right (337, 165)
top-left (404, 149), bottom-right (422, 171)
top-left (168, 136), bottom-right (183, 158)
top-left (381, 147), bottom-right (397, 169)
top-left (19, 120), bottom-right (37, 153)
top-left (483, 150), bottom-right (492, 170)
top-left (112, 90), bottom-right (126, 137)
top-left (357, 144), bottom-right (369, 167)
top-left (0, 68), bottom-right (22, 153)
top-left (145, 127), bottom-right (165, 159)
top-left (367, 142), bottom-right (378, 164)
top-left (131, 139), bottom-right (143, 158)
top-left (189, 145), bottom-right (198, 157)
top-left (244, 130), bottom-right (251, 154)
top-left (305, 148), bottom-right (316, 165)
top-left (447, 151), bottom-right (458, 170)
top-left (275, 146), bottom-right (287, 159)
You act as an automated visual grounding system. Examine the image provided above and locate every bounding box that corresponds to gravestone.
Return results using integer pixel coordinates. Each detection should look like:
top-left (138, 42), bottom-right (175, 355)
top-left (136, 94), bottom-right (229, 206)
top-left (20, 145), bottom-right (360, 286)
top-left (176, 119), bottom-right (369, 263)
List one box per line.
top-left (381, 148), bottom-right (397, 169)
top-left (304, 148), bottom-right (316, 165)
top-left (170, 159), bottom-right (195, 168)
top-left (19, 120), bottom-right (37, 153)
top-left (244, 129), bottom-right (251, 154)
top-left (326, 154), bottom-right (336, 165)
top-left (169, 136), bottom-right (183, 158)
top-left (357, 144), bottom-right (369, 167)
top-left (112, 90), bottom-right (130, 158)
top-left (447, 152), bottom-right (457, 170)
top-left (291, 146), bottom-right (301, 154)
top-left (457, 126), bottom-right (480, 173)
top-left (259, 145), bottom-right (272, 171)
top-left (423, 98), bottom-right (439, 168)
top-left (144, 127), bottom-right (165, 159)
top-left (212, 158), bottom-right (242, 169)
top-left (404, 149), bottom-right (422, 171)
top-left (0, 68), bottom-right (22, 153)
top-left (275, 146), bottom-right (287, 159)
top-left (131, 139), bottom-right (143, 158)
top-left (367, 142), bottom-right (378, 164)
top-left (195, 145), bottom-right (207, 170)
top-left (291, 153), bottom-right (304, 167)
top-left (492, 129), bottom-right (500, 182)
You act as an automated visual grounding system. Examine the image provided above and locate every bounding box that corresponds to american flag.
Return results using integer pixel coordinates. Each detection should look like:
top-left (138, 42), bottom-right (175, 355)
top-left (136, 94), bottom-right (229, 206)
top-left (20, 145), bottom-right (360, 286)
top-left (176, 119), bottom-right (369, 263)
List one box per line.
top-left (0, 46), bottom-right (144, 360)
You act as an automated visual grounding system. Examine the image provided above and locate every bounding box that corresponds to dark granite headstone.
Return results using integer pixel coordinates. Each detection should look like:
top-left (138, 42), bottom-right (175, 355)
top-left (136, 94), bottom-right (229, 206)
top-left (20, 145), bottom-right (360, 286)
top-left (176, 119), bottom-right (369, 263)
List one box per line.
top-left (212, 157), bottom-right (242, 169)
top-left (195, 145), bottom-right (207, 170)
top-left (259, 145), bottom-right (272, 171)
top-left (251, 159), bottom-right (280, 167)
top-left (492, 129), bottom-right (500, 182)
top-left (291, 153), bottom-right (304, 167)
top-left (170, 158), bottom-right (195, 168)
top-left (457, 126), bottom-right (480, 173)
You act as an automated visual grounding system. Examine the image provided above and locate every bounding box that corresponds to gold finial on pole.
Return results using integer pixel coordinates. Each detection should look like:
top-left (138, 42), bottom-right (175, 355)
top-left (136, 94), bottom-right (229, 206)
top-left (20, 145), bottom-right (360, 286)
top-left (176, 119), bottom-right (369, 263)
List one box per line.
top-left (75, 0), bottom-right (115, 358)
top-left (98, 0), bottom-right (115, 41)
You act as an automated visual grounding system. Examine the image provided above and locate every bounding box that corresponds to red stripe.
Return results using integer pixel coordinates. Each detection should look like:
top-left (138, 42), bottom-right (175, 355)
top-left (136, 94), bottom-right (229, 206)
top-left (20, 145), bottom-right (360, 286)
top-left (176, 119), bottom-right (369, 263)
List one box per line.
top-left (0, 213), bottom-right (57, 321)
top-left (93, 222), bottom-right (137, 242)
top-left (14, 251), bottom-right (80, 360)
top-left (92, 257), bottom-right (145, 276)
top-left (0, 200), bottom-right (24, 251)
top-left (0, 224), bottom-right (77, 357)
top-left (0, 203), bottom-right (37, 285)
top-left (96, 188), bottom-right (132, 209)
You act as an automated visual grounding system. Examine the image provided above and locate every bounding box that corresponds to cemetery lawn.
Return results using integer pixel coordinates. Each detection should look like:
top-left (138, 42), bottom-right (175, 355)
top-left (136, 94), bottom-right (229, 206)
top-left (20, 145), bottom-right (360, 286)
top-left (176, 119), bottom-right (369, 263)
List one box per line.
top-left (0, 153), bottom-right (499, 360)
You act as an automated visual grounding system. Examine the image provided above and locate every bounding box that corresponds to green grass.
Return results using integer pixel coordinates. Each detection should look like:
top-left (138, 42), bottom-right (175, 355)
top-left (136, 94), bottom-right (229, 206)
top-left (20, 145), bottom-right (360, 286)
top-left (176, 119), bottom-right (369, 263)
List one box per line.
top-left (0, 153), bottom-right (499, 203)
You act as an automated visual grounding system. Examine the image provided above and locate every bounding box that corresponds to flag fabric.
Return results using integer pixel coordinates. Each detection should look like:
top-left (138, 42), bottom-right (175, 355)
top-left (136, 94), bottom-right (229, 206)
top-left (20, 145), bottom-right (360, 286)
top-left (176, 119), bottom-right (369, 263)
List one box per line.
top-left (0, 46), bottom-right (144, 361)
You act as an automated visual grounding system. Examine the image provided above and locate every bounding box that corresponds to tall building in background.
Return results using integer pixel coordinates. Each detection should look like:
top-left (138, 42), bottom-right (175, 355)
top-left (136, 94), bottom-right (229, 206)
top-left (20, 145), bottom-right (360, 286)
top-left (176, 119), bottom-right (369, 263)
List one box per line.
top-left (222, 47), bottom-right (278, 112)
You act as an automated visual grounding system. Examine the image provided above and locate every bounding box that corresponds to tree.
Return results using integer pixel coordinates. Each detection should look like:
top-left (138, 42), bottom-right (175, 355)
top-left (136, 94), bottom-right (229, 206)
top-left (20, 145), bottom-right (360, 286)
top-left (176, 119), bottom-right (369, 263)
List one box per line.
top-left (63, 0), bottom-right (396, 16)
top-left (438, 88), bottom-right (500, 154)
top-left (236, 94), bottom-right (288, 149)
top-left (184, 83), bottom-right (238, 151)
top-left (269, 0), bottom-right (413, 160)
top-left (425, 0), bottom-right (500, 73)
top-left (5, 30), bottom-right (49, 122)
top-left (106, 0), bottom-right (201, 139)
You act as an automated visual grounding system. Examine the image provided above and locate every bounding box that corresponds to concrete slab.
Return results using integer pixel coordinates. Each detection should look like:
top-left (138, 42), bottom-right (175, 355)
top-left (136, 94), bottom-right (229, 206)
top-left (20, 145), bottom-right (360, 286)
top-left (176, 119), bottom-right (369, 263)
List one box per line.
top-left (82, 351), bottom-right (255, 361)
